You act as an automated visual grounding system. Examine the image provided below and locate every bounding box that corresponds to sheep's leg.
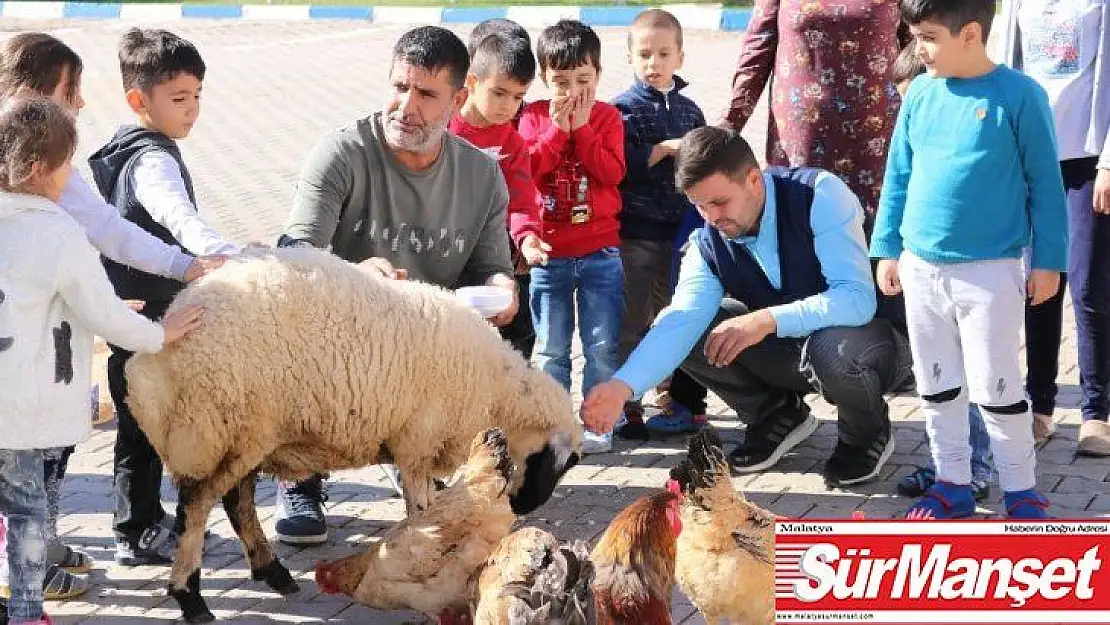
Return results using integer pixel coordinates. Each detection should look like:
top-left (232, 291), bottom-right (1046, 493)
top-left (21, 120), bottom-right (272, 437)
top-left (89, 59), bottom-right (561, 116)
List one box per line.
top-left (169, 455), bottom-right (266, 623)
top-left (169, 477), bottom-right (218, 624)
top-left (221, 472), bottom-right (298, 595)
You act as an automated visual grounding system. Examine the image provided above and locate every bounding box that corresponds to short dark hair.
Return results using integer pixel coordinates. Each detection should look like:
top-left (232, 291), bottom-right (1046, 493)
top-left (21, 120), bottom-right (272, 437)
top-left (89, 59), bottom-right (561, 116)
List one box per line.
top-left (118, 28), bottom-right (206, 93)
top-left (470, 32), bottom-right (536, 85)
top-left (675, 126), bottom-right (759, 191)
top-left (0, 96), bottom-right (78, 194)
top-left (536, 20), bottom-right (602, 75)
top-left (892, 43), bottom-right (925, 86)
top-left (900, 0), bottom-right (995, 42)
top-left (0, 32), bottom-right (83, 103)
top-left (392, 25), bottom-right (470, 91)
top-left (628, 9), bottom-right (684, 49)
top-left (468, 18), bottom-right (530, 56)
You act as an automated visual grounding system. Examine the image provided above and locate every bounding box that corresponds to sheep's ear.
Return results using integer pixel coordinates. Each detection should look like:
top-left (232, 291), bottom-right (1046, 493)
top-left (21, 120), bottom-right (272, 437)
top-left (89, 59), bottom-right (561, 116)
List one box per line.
top-left (510, 433), bottom-right (579, 515)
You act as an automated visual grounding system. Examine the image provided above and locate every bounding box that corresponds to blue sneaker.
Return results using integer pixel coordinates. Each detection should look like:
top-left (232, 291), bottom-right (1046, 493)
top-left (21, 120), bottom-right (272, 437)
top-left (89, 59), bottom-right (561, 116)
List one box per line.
top-left (645, 403), bottom-right (707, 435)
top-left (275, 476), bottom-right (328, 546)
top-left (1004, 489), bottom-right (1051, 519)
top-left (905, 482), bottom-right (977, 519)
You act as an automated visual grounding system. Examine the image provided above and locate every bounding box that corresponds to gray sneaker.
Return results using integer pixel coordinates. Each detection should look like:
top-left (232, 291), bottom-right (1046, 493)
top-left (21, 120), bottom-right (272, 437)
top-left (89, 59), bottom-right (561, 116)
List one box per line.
top-left (115, 524), bottom-right (178, 566)
top-left (275, 476), bottom-right (328, 546)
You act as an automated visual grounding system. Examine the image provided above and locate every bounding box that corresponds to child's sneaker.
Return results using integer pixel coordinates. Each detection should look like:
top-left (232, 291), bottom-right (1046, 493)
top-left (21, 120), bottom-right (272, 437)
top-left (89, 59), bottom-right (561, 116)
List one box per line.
top-left (645, 403), bottom-right (708, 435)
top-left (897, 467), bottom-right (990, 502)
top-left (582, 430), bottom-right (614, 455)
top-left (614, 405), bottom-right (650, 441)
top-left (1004, 489), bottom-right (1051, 519)
top-left (905, 481), bottom-right (977, 519)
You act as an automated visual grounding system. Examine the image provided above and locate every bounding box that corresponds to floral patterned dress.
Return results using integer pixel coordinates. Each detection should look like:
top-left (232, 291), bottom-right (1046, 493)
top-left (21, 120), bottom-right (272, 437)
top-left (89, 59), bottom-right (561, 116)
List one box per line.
top-left (722, 0), bottom-right (907, 225)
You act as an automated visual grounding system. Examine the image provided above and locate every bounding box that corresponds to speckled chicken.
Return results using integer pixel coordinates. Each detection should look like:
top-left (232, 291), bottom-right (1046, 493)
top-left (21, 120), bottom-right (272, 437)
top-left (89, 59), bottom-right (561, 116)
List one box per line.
top-left (315, 428), bottom-right (518, 624)
top-left (469, 526), bottom-right (594, 624)
top-left (669, 427), bottom-right (776, 625)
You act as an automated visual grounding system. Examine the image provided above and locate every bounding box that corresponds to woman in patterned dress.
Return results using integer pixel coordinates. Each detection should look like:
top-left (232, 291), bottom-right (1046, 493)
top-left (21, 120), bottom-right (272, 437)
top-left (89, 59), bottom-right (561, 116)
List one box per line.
top-left (721, 0), bottom-right (908, 228)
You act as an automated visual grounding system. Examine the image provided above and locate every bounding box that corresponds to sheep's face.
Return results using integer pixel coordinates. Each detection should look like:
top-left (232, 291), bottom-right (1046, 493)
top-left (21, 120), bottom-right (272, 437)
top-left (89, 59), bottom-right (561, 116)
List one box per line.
top-left (509, 430), bottom-right (581, 515)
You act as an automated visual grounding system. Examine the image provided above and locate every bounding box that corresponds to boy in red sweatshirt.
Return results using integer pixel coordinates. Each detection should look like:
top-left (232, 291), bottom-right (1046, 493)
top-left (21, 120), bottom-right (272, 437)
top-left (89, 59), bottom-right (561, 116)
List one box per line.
top-left (518, 19), bottom-right (627, 454)
top-left (450, 30), bottom-right (549, 357)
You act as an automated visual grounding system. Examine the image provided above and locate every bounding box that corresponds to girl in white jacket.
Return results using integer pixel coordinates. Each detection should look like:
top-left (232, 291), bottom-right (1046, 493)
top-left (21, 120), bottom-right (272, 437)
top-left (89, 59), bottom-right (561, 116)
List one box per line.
top-left (0, 32), bottom-right (224, 600)
top-left (0, 96), bottom-right (201, 625)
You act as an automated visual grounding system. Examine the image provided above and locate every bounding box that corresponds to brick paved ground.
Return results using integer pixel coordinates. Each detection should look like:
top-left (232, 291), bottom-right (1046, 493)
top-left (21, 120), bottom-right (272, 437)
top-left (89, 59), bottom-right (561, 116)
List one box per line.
top-left (0, 18), bottom-right (1106, 624)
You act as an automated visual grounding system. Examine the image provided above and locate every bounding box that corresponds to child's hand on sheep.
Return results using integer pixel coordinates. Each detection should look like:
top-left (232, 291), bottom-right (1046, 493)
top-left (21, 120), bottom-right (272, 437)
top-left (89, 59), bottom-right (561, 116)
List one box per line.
top-left (160, 305), bottom-right (204, 345)
top-left (580, 379), bottom-right (634, 434)
top-left (184, 255), bottom-right (228, 283)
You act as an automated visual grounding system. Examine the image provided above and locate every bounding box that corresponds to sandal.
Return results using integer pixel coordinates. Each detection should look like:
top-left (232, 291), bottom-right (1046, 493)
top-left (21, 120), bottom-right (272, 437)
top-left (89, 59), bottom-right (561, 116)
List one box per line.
top-left (0, 565), bottom-right (88, 602)
top-left (905, 482), bottom-right (976, 519)
top-left (49, 545), bottom-right (93, 574)
top-left (1004, 489), bottom-right (1051, 519)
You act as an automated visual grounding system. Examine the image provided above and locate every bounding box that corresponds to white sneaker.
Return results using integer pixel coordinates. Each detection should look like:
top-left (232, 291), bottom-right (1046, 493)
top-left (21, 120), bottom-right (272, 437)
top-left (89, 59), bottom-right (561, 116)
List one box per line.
top-left (582, 430), bottom-right (613, 455)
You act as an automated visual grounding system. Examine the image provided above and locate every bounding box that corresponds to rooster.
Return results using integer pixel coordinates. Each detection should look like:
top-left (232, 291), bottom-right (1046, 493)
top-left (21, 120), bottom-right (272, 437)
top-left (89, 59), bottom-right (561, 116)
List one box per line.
top-left (589, 490), bottom-right (683, 624)
top-left (469, 527), bottom-right (594, 624)
top-left (669, 427), bottom-right (776, 625)
top-left (315, 428), bottom-right (518, 624)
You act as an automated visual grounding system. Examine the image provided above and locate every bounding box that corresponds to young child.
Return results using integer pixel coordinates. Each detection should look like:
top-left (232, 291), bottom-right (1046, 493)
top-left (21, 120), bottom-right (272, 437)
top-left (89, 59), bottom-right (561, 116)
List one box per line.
top-left (888, 42), bottom-right (993, 503)
top-left (466, 19), bottom-right (531, 129)
top-left (0, 31), bottom-right (221, 599)
top-left (871, 0), bottom-right (1067, 519)
top-left (0, 95), bottom-right (201, 625)
top-left (87, 28), bottom-right (241, 565)
top-left (518, 19), bottom-right (627, 454)
top-left (450, 31), bottom-right (549, 358)
top-left (609, 9), bottom-right (709, 439)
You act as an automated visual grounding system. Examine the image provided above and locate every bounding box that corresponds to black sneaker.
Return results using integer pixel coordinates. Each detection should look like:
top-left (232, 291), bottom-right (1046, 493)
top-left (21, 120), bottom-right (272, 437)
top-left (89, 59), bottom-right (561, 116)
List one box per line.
top-left (823, 429), bottom-right (896, 487)
top-left (614, 402), bottom-right (650, 441)
top-left (728, 399), bottom-right (818, 473)
top-left (275, 476), bottom-right (328, 546)
top-left (115, 524), bottom-right (178, 566)
top-left (896, 467), bottom-right (990, 501)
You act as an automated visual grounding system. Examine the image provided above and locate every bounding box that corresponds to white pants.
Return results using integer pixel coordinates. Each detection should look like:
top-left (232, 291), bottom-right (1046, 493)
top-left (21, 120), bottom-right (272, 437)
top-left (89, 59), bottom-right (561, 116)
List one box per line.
top-left (900, 252), bottom-right (1036, 493)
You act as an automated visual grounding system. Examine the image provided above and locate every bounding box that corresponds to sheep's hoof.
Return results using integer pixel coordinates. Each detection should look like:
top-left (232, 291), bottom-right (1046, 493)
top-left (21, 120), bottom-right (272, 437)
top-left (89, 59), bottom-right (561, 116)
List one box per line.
top-left (252, 559), bottom-right (300, 595)
top-left (170, 570), bottom-right (214, 623)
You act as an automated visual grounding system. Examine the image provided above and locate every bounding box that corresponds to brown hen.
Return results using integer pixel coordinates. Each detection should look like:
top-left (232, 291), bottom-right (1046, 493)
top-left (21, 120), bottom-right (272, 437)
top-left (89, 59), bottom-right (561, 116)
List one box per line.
top-left (669, 427), bottom-right (776, 625)
top-left (315, 428), bottom-right (518, 624)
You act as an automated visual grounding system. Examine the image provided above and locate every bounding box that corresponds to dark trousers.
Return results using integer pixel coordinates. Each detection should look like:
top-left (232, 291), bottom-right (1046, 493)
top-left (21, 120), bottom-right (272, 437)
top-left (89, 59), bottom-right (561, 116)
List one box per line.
top-left (679, 299), bottom-right (912, 445)
top-left (499, 272), bottom-right (535, 359)
top-left (108, 299), bottom-right (183, 542)
top-left (1025, 274), bottom-right (1067, 417)
top-left (1064, 157), bottom-right (1110, 422)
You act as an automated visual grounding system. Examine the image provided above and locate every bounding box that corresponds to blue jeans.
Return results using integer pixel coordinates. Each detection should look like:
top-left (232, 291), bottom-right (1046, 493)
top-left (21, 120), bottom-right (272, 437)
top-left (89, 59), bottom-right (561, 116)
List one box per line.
top-left (0, 449), bottom-right (47, 622)
top-left (530, 247), bottom-right (624, 398)
top-left (926, 405), bottom-right (993, 483)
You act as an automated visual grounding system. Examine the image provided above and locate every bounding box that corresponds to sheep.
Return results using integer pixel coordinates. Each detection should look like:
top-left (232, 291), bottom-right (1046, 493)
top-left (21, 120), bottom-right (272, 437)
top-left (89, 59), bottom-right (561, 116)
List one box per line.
top-left (123, 246), bottom-right (583, 624)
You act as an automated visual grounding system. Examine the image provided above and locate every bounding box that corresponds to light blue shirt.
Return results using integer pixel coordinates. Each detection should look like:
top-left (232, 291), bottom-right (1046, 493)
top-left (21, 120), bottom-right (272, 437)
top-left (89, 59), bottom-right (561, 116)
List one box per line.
top-left (613, 171), bottom-right (877, 398)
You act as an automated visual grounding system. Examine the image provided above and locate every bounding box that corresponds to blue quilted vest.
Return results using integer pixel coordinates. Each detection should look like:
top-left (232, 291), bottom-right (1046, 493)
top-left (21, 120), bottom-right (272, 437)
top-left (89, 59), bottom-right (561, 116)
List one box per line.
top-left (695, 167), bottom-right (826, 311)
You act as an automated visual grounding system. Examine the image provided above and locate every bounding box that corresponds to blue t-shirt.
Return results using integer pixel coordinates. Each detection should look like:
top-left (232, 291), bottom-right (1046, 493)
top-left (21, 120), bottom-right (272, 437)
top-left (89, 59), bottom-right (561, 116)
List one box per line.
top-left (870, 65), bottom-right (1067, 271)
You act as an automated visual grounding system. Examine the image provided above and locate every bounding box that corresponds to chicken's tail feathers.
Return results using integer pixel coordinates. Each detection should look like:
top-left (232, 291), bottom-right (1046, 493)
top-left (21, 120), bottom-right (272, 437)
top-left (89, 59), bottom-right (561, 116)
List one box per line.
top-left (471, 427), bottom-right (516, 485)
top-left (669, 426), bottom-right (729, 495)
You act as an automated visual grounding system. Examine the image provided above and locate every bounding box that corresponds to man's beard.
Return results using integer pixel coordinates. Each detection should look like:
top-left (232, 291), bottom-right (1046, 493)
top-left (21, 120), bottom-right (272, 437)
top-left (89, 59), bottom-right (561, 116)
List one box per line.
top-left (384, 107), bottom-right (452, 153)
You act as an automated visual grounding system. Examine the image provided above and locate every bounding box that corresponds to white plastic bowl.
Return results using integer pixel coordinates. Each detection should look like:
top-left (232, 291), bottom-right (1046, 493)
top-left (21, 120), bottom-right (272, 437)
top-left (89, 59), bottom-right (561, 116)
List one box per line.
top-left (454, 285), bottom-right (513, 318)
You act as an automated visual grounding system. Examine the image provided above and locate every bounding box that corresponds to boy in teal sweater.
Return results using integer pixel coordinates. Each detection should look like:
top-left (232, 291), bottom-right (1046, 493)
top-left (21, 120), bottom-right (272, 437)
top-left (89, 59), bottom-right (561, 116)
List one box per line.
top-left (870, 0), bottom-right (1067, 519)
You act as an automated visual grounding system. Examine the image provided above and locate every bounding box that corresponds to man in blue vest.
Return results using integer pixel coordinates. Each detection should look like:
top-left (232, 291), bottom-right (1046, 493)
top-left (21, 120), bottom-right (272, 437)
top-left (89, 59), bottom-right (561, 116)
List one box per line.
top-left (582, 126), bottom-right (912, 487)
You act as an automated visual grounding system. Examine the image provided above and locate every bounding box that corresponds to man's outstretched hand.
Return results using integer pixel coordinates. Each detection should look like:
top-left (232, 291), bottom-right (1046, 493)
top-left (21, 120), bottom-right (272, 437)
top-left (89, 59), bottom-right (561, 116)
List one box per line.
top-left (581, 379), bottom-right (633, 434)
